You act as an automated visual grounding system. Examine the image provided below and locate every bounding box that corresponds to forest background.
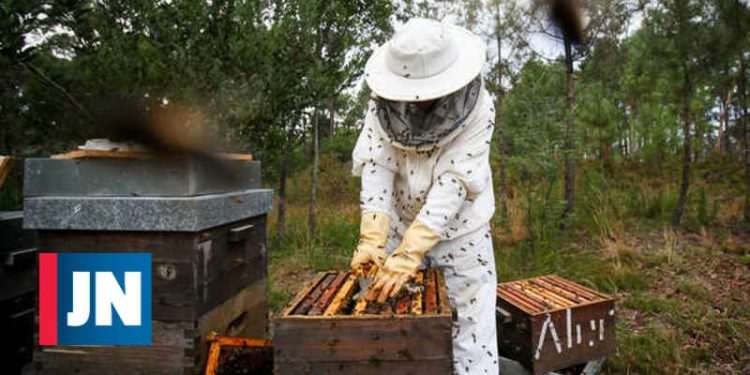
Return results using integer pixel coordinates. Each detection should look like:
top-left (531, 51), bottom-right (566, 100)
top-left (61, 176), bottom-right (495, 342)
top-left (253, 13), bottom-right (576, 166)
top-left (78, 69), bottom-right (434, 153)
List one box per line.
top-left (1, 0), bottom-right (749, 373)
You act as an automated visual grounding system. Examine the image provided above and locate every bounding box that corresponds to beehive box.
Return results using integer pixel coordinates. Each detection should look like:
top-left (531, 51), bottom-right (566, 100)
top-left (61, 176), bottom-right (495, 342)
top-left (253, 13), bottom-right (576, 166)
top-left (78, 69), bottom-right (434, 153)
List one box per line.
top-left (0, 210), bottom-right (37, 374)
top-left (274, 268), bottom-right (454, 375)
top-left (31, 214), bottom-right (270, 375)
top-left (203, 333), bottom-right (273, 375)
top-left (25, 153), bottom-right (273, 375)
top-left (496, 275), bottom-right (616, 375)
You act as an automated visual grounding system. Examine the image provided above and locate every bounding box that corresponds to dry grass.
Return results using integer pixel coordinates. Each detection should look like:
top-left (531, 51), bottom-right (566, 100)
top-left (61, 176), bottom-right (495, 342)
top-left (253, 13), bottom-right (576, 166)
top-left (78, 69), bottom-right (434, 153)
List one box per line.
top-left (494, 193), bottom-right (528, 245)
top-left (660, 228), bottom-right (679, 264)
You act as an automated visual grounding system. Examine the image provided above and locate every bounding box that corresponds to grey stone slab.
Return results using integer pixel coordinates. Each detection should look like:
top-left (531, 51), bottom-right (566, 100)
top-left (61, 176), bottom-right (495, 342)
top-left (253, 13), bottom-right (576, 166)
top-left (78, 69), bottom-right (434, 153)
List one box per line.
top-left (23, 189), bottom-right (273, 231)
top-left (24, 157), bottom-right (261, 197)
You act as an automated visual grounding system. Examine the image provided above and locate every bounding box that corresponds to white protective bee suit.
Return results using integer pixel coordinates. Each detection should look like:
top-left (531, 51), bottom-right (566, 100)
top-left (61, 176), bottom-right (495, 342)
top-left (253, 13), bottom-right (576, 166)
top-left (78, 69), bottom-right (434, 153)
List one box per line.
top-left (352, 50), bottom-right (499, 375)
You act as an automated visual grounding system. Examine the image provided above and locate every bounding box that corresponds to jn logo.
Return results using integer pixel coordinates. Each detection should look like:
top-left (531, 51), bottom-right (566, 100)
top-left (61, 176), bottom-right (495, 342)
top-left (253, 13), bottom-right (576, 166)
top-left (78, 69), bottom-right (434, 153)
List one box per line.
top-left (39, 253), bottom-right (152, 345)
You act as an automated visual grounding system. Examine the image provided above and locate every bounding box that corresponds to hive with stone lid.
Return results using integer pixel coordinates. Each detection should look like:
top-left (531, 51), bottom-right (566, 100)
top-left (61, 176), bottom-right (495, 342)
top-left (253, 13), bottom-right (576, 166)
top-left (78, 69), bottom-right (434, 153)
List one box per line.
top-left (26, 150), bottom-right (272, 375)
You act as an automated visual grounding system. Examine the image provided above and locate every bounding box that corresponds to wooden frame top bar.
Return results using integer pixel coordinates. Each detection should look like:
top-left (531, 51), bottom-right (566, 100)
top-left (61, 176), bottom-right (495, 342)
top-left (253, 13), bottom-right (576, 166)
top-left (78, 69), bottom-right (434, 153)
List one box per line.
top-left (282, 269), bottom-right (451, 319)
top-left (0, 156), bottom-right (13, 188)
top-left (50, 149), bottom-right (253, 160)
top-left (497, 274), bottom-right (613, 315)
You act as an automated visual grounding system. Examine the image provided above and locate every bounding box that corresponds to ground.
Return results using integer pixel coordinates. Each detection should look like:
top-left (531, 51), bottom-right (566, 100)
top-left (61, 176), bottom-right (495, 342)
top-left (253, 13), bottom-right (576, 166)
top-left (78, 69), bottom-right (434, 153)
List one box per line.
top-left (603, 229), bottom-right (750, 374)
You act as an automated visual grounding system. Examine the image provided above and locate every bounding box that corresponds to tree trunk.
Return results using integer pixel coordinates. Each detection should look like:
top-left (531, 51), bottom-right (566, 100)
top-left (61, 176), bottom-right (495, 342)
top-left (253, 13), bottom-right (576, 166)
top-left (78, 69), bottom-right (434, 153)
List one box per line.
top-left (494, 6), bottom-right (509, 220)
top-left (562, 37), bottom-right (576, 220)
top-left (329, 97), bottom-right (336, 138)
top-left (0, 127), bottom-right (5, 155)
top-left (694, 123), bottom-right (702, 161)
top-left (277, 130), bottom-right (293, 241)
top-left (496, 96), bottom-right (510, 220)
top-left (672, 68), bottom-right (693, 227)
top-left (308, 108), bottom-right (320, 237)
top-left (739, 55), bottom-right (750, 228)
top-left (629, 103), bottom-right (636, 156)
top-left (718, 86), bottom-right (733, 152)
top-left (601, 137), bottom-right (613, 174)
top-left (0, 107), bottom-right (7, 154)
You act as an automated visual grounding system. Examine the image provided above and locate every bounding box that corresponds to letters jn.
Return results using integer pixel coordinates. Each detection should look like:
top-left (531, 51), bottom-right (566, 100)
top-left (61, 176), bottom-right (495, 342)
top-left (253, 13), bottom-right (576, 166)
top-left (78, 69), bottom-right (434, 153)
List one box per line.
top-left (68, 271), bottom-right (142, 327)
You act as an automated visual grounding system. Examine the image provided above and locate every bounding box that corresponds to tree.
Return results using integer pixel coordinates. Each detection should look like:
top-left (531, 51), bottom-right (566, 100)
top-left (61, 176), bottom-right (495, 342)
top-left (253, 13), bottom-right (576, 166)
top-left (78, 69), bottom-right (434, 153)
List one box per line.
top-left (620, 28), bottom-right (681, 171)
top-left (227, 0), bottom-right (392, 240)
top-left (711, 0), bottom-right (750, 227)
top-left (535, 0), bottom-right (587, 220)
top-left (287, 0), bottom-right (392, 237)
top-left (743, 54), bottom-right (750, 227)
top-left (530, 0), bottom-right (632, 221)
top-left (638, 0), bottom-right (717, 226)
top-left (503, 59), bottom-right (566, 241)
top-left (486, 0), bottom-right (532, 220)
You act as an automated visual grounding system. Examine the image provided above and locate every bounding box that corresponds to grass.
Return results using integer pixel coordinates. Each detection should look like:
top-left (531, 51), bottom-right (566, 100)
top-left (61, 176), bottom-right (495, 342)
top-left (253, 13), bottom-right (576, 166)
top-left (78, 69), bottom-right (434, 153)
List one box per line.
top-left (266, 155), bottom-right (750, 374)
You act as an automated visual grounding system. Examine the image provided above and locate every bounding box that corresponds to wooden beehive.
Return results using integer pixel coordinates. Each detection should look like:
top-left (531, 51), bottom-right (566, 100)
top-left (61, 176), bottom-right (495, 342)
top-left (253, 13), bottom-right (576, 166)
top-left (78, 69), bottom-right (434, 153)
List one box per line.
top-left (0, 210), bottom-right (37, 374)
top-left (203, 333), bottom-right (273, 375)
top-left (32, 215), bottom-right (270, 375)
top-left (26, 152), bottom-right (273, 375)
top-left (274, 268), bottom-right (454, 375)
top-left (496, 275), bottom-right (616, 375)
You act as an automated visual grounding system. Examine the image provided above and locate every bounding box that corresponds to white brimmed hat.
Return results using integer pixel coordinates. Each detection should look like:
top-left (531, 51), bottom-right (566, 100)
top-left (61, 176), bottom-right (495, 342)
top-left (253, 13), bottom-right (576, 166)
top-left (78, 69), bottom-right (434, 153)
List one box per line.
top-left (365, 18), bottom-right (486, 102)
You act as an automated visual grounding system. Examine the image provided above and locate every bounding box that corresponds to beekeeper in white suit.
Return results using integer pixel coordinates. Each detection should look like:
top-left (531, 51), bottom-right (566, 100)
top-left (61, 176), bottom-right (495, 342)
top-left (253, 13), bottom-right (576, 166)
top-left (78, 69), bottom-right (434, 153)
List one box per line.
top-left (350, 18), bottom-right (498, 375)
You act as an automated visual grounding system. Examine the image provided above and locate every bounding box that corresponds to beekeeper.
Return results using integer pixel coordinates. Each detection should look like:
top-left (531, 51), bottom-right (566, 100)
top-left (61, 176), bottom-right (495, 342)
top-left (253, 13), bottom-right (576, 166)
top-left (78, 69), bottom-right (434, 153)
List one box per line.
top-left (350, 18), bottom-right (498, 375)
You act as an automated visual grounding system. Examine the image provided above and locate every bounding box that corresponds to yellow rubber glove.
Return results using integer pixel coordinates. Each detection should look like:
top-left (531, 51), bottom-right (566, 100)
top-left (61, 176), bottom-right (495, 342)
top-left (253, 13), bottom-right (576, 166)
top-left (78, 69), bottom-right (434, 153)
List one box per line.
top-left (350, 211), bottom-right (391, 271)
top-left (368, 220), bottom-right (440, 303)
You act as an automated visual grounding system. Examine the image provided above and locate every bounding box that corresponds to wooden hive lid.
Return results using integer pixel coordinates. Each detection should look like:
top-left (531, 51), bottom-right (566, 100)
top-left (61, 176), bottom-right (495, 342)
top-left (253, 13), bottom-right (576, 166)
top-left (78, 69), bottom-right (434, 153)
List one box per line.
top-left (497, 275), bottom-right (613, 315)
top-left (51, 149), bottom-right (253, 160)
top-left (0, 156), bottom-right (13, 188)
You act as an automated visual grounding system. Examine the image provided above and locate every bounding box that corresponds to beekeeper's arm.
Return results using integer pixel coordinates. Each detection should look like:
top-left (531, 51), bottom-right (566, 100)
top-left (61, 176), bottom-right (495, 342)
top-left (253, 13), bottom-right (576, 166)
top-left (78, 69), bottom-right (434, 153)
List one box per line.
top-left (369, 101), bottom-right (495, 302)
top-left (350, 102), bottom-right (399, 271)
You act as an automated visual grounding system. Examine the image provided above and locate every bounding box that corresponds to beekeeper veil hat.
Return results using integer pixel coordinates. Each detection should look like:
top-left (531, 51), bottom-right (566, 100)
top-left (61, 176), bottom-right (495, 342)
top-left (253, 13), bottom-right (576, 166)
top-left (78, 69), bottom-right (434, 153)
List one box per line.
top-left (364, 18), bottom-right (486, 102)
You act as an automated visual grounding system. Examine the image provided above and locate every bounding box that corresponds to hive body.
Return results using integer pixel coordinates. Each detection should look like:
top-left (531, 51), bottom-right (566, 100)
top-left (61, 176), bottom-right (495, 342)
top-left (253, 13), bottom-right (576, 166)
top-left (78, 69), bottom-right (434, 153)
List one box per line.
top-left (0, 211), bottom-right (37, 373)
top-left (32, 216), bottom-right (269, 375)
top-left (274, 269), bottom-right (454, 375)
top-left (25, 155), bottom-right (272, 375)
top-left (496, 275), bottom-right (616, 375)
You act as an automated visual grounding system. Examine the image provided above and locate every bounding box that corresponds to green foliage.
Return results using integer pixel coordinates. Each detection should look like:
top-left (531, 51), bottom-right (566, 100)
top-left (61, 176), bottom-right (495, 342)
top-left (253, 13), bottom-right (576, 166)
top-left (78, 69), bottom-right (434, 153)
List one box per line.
top-left (628, 186), bottom-right (680, 223)
top-left (320, 132), bottom-right (358, 163)
top-left (609, 320), bottom-right (683, 374)
top-left (676, 277), bottom-right (710, 300)
top-left (0, 0), bottom-right (394, 183)
top-left (268, 283), bottom-right (294, 312)
top-left (695, 186), bottom-right (718, 226)
top-left (0, 170), bottom-right (23, 210)
top-left (269, 207), bottom-right (358, 271)
top-left (500, 60), bottom-right (568, 240)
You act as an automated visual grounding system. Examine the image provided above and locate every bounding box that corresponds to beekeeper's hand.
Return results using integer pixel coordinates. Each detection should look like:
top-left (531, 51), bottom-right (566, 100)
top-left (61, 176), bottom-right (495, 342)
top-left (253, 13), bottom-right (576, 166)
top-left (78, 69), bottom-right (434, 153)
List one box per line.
top-left (368, 220), bottom-right (440, 303)
top-left (350, 212), bottom-right (391, 271)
